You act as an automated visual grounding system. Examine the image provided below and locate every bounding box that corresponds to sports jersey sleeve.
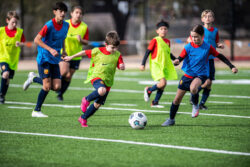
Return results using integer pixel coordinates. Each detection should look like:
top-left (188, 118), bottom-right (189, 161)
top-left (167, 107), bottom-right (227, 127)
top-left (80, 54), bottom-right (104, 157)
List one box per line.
top-left (85, 49), bottom-right (92, 58)
top-left (117, 55), bottom-right (124, 69)
top-left (209, 45), bottom-right (219, 57)
top-left (21, 33), bottom-right (26, 42)
top-left (83, 28), bottom-right (89, 40)
top-left (38, 25), bottom-right (48, 37)
top-left (216, 31), bottom-right (219, 43)
top-left (147, 39), bottom-right (157, 51)
top-left (179, 48), bottom-right (188, 58)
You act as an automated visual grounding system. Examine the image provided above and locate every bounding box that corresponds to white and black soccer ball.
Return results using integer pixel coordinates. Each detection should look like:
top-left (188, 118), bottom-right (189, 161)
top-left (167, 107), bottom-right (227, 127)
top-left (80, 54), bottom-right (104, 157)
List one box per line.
top-left (128, 112), bottom-right (147, 129)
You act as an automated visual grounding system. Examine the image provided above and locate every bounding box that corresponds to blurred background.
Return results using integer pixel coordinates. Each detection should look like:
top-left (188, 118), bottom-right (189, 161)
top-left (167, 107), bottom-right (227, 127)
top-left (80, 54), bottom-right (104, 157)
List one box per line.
top-left (1, 0), bottom-right (250, 61)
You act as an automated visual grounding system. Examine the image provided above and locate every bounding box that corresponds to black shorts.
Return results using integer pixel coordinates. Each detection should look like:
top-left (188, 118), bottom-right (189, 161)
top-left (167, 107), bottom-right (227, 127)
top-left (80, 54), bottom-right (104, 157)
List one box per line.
top-left (0, 62), bottom-right (15, 79)
top-left (38, 62), bottom-right (61, 79)
top-left (69, 60), bottom-right (81, 70)
top-left (178, 75), bottom-right (207, 91)
top-left (208, 59), bottom-right (215, 80)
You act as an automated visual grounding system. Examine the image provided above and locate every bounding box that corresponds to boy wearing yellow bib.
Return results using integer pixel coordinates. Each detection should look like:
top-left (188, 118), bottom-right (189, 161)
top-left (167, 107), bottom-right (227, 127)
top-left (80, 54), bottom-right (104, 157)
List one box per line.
top-left (0, 11), bottom-right (26, 104)
top-left (140, 20), bottom-right (177, 108)
top-left (63, 31), bottom-right (125, 127)
top-left (57, 6), bottom-right (89, 101)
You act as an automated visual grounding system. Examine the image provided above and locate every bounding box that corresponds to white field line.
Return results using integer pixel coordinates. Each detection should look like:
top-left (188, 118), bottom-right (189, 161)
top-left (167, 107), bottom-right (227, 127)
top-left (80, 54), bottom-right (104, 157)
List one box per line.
top-left (207, 101), bottom-right (233, 104)
top-left (5, 101), bottom-right (250, 119)
top-left (0, 130), bottom-right (249, 156)
top-left (9, 84), bottom-right (250, 99)
top-left (8, 106), bottom-right (32, 109)
top-left (109, 103), bottom-right (137, 106)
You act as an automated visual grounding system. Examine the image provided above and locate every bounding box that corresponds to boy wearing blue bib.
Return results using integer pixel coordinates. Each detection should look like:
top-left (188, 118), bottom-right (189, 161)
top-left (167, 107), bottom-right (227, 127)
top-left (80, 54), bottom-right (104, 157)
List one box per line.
top-left (24, 2), bottom-right (69, 117)
top-left (0, 11), bottom-right (26, 104)
top-left (162, 25), bottom-right (238, 126)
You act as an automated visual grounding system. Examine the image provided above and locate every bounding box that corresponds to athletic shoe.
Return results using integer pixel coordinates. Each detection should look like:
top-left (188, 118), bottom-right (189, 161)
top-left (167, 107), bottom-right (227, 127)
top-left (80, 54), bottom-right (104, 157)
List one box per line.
top-left (57, 95), bottom-right (63, 101)
top-left (32, 110), bottom-right (48, 117)
top-left (161, 118), bottom-right (175, 126)
top-left (81, 97), bottom-right (90, 113)
top-left (192, 105), bottom-right (199, 118)
top-left (199, 104), bottom-right (208, 110)
top-left (78, 116), bottom-right (88, 127)
top-left (151, 101), bottom-right (164, 108)
top-left (0, 94), bottom-right (5, 104)
top-left (144, 87), bottom-right (151, 102)
top-left (23, 72), bottom-right (37, 91)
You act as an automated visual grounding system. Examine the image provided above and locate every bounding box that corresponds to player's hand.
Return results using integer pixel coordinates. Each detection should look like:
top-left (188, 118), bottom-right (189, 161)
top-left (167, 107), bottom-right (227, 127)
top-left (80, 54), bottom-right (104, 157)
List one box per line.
top-left (16, 41), bottom-right (21, 47)
top-left (173, 59), bottom-right (180, 66)
top-left (63, 56), bottom-right (72, 62)
top-left (232, 67), bottom-right (238, 73)
top-left (61, 51), bottom-right (67, 58)
top-left (140, 65), bottom-right (145, 71)
top-left (119, 64), bottom-right (125, 70)
top-left (49, 48), bottom-right (59, 57)
top-left (217, 43), bottom-right (224, 49)
top-left (77, 35), bottom-right (81, 42)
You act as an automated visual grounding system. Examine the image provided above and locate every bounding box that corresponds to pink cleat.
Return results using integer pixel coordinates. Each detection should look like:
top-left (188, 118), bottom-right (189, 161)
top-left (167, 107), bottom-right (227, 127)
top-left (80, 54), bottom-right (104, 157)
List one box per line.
top-left (81, 97), bottom-right (90, 113)
top-left (78, 116), bottom-right (88, 127)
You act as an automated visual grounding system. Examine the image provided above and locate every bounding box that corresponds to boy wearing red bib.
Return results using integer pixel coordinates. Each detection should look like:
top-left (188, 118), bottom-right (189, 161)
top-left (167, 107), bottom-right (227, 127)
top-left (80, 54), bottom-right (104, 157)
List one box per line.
top-left (140, 20), bottom-right (177, 108)
top-left (64, 31), bottom-right (125, 127)
top-left (0, 11), bottom-right (26, 104)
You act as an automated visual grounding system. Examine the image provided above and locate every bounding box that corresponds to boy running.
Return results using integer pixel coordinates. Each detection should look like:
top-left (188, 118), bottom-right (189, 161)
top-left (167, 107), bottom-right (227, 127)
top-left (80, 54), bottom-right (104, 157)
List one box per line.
top-left (64, 31), bottom-right (125, 127)
top-left (0, 11), bottom-right (26, 104)
top-left (26, 2), bottom-right (69, 117)
top-left (162, 25), bottom-right (237, 126)
top-left (140, 20), bottom-right (177, 108)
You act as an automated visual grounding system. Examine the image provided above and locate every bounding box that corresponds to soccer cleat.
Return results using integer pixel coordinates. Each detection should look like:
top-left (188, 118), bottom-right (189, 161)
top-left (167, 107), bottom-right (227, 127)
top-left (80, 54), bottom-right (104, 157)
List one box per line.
top-left (23, 72), bottom-right (37, 91)
top-left (80, 97), bottom-right (90, 113)
top-left (78, 116), bottom-right (88, 127)
top-left (144, 87), bottom-right (151, 102)
top-left (151, 101), bottom-right (164, 108)
top-left (192, 105), bottom-right (199, 118)
top-left (32, 110), bottom-right (48, 117)
top-left (199, 104), bottom-right (208, 110)
top-left (161, 118), bottom-right (175, 126)
top-left (57, 95), bottom-right (63, 101)
top-left (0, 94), bottom-right (5, 104)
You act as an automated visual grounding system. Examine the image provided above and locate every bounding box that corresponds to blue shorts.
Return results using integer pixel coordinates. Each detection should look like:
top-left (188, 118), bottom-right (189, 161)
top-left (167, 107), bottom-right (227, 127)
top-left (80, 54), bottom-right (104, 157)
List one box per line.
top-left (178, 75), bottom-right (207, 91)
top-left (0, 62), bottom-right (15, 79)
top-left (208, 59), bottom-right (215, 80)
top-left (38, 62), bottom-right (61, 79)
top-left (69, 60), bottom-right (81, 70)
top-left (93, 79), bottom-right (109, 105)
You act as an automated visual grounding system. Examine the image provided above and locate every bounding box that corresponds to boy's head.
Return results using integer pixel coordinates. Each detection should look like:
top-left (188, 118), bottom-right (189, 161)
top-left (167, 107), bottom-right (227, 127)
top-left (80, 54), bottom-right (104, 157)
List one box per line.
top-left (71, 6), bottom-right (83, 21)
top-left (156, 20), bottom-right (169, 38)
top-left (105, 31), bottom-right (120, 53)
top-left (6, 11), bottom-right (19, 30)
top-left (201, 9), bottom-right (214, 25)
top-left (190, 24), bottom-right (204, 45)
top-left (53, 2), bottom-right (68, 21)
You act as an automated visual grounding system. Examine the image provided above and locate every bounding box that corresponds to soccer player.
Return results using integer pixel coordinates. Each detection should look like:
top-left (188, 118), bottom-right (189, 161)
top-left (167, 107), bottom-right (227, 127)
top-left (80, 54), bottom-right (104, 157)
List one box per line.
top-left (27, 2), bottom-right (69, 117)
top-left (188, 9), bottom-right (224, 110)
top-left (63, 31), bottom-right (125, 127)
top-left (140, 20), bottom-right (177, 108)
top-left (162, 25), bottom-right (238, 126)
top-left (0, 11), bottom-right (26, 104)
top-left (57, 5), bottom-right (89, 101)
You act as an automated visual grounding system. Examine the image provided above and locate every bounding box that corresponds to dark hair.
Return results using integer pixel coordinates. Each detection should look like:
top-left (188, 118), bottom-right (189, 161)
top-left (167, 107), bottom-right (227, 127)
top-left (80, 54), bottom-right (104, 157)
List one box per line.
top-left (53, 2), bottom-right (68, 12)
top-left (105, 31), bottom-right (120, 46)
top-left (71, 5), bottom-right (83, 13)
top-left (156, 20), bottom-right (169, 29)
top-left (6, 11), bottom-right (19, 20)
top-left (191, 24), bottom-right (204, 36)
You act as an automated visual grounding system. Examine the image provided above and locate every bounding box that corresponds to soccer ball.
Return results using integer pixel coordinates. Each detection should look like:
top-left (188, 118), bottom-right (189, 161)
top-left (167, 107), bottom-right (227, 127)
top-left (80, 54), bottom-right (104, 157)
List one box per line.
top-left (128, 112), bottom-right (147, 129)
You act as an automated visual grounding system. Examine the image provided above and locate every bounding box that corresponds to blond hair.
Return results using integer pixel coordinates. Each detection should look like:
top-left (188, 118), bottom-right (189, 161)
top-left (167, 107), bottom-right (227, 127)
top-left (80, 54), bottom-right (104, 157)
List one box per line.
top-left (105, 31), bottom-right (120, 46)
top-left (6, 11), bottom-right (19, 20)
top-left (201, 9), bottom-right (214, 18)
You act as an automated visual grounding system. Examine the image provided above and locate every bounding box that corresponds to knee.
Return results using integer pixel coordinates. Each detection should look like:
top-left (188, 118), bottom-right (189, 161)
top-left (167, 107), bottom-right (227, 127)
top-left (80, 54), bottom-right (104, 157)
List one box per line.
top-left (94, 102), bottom-right (101, 109)
top-left (43, 86), bottom-right (51, 92)
top-left (190, 88), bottom-right (198, 95)
top-left (53, 84), bottom-right (61, 91)
top-left (2, 71), bottom-right (9, 79)
top-left (157, 80), bottom-right (166, 89)
top-left (98, 87), bottom-right (106, 96)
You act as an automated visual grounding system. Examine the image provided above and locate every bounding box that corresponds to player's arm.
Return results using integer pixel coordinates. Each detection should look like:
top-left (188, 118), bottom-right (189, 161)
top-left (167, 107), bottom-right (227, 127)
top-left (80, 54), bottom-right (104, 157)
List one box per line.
top-left (117, 55), bottom-right (125, 70)
top-left (140, 49), bottom-right (151, 71)
top-left (170, 53), bottom-right (176, 60)
top-left (63, 50), bottom-right (87, 61)
top-left (215, 31), bottom-right (224, 49)
top-left (210, 46), bottom-right (238, 73)
top-left (16, 33), bottom-right (26, 47)
top-left (77, 28), bottom-right (89, 45)
top-left (174, 48), bottom-right (187, 66)
top-left (61, 40), bottom-right (67, 58)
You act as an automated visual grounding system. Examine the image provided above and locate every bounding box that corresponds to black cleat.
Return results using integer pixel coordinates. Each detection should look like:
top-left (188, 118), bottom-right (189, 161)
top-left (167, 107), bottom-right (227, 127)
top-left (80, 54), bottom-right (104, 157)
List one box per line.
top-left (199, 104), bottom-right (208, 110)
top-left (0, 94), bottom-right (5, 104)
top-left (57, 95), bottom-right (63, 101)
